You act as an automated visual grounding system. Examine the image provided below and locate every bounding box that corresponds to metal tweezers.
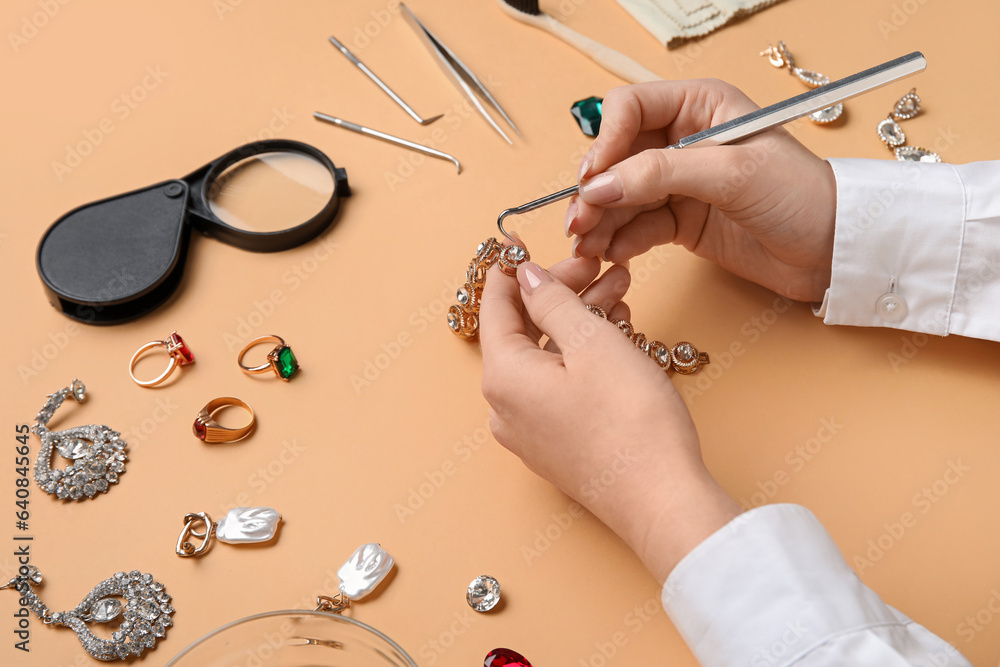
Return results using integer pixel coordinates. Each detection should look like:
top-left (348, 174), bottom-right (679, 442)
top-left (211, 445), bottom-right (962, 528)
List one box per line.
top-left (400, 3), bottom-right (520, 145)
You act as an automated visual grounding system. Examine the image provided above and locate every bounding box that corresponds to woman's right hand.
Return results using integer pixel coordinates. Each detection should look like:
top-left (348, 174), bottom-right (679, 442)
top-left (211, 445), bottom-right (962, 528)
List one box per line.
top-left (569, 79), bottom-right (838, 303)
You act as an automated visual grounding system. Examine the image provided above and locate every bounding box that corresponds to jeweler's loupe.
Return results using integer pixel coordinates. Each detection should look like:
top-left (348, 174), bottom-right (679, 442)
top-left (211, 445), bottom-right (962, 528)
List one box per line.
top-left (36, 139), bottom-right (350, 324)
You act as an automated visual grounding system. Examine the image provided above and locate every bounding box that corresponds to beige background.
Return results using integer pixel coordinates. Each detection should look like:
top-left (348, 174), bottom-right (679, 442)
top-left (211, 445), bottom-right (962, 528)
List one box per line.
top-left (2, 0), bottom-right (999, 665)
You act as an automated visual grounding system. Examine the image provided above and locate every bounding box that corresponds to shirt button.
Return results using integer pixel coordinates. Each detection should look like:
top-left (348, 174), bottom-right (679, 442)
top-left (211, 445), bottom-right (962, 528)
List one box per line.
top-left (876, 293), bottom-right (907, 321)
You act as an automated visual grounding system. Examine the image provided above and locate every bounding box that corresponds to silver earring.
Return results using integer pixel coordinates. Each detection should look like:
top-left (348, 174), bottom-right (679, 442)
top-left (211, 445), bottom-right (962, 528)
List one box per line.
top-left (761, 42), bottom-right (843, 124)
top-left (1, 566), bottom-right (173, 661)
top-left (876, 88), bottom-right (941, 162)
top-left (31, 380), bottom-right (127, 501)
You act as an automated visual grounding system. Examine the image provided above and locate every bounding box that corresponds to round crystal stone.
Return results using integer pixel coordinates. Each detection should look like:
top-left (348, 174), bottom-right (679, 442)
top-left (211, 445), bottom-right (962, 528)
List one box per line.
top-left (92, 598), bottom-right (123, 623)
top-left (457, 287), bottom-right (470, 306)
top-left (467, 575), bottom-right (501, 612)
top-left (136, 600), bottom-right (160, 621)
top-left (507, 246), bottom-right (525, 262)
top-left (447, 312), bottom-right (461, 331)
top-left (674, 343), bottom-right (696, 363)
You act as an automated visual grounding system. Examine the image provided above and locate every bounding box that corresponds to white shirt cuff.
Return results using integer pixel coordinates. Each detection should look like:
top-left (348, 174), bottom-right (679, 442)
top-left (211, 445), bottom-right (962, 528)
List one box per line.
top-left (817, 158), bottom-right (1000, 342)
top-left (661, 504), bottom-right (971, 666)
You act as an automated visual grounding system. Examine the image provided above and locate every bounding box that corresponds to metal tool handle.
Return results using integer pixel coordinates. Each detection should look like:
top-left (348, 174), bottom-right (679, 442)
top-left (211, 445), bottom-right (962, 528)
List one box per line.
top-left (328, 36), bottom-right (442, 125)
top-left (313, 112), bottom-right (461, 173)
top-left (670, 51), bottom-right (926, 149)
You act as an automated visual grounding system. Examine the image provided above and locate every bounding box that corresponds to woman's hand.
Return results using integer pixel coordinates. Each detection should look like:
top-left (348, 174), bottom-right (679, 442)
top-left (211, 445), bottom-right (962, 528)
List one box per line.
top-left (479, 257), bottom-right (740, 582)
top-left (569, 79), bottom-right (837, 303)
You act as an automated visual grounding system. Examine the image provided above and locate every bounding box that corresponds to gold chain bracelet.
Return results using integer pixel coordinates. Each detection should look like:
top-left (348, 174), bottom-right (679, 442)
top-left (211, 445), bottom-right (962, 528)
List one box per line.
top-left (448, 238), bottom-right (710, 375)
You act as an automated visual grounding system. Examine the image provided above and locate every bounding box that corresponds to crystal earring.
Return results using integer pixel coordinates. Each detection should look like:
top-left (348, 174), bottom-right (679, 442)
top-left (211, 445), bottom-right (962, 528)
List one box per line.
top-left (1, 565), bottom-right (173, 661)
top-left (31, 380), bottom-right (127, 501)
top-left (448, 238), bottom-right (711, 375)
top-left (760, 42), bottom-right (843, 124)
top-left (176, 507), bottom-right (283, 557)
top-left (876, 88), bottom-right (941, 162)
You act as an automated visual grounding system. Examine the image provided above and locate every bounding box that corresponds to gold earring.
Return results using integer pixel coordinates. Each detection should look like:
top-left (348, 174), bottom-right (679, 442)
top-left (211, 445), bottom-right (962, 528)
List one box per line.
top-left (761, 41), bottom-right (843, 124)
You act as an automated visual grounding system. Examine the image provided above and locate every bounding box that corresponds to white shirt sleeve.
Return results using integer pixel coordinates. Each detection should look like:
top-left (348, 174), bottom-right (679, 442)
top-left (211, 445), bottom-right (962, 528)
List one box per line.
top-left (815, 159), bottom-right (1000, 342)
top-left (661, 504), bottom-right (971, 666)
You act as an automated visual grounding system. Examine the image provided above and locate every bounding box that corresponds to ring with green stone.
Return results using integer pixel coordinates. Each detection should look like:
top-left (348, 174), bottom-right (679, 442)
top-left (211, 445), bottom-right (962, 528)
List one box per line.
top-left (238, 335), bottom-right (300, 381)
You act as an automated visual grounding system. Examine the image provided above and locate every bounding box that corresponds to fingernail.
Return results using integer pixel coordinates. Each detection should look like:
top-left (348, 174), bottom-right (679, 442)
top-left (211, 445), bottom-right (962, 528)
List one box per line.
top-left (580, 171), bottom-right (622, 205)
top-left (578, 150), bottom-right (594, 182)
top-left (518, 262), bottom-right (550, 295)
top-left (571, 236), bottom-right (582, 259)
top-left (564, 201), bottom-right (578, 238)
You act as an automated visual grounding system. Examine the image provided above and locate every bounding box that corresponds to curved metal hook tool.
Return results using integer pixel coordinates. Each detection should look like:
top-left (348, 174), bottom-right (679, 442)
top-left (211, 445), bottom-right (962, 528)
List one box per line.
top-left (497, 185), bottom-right (578, 243)
top-left (314, 112), bottom-right (461, 173)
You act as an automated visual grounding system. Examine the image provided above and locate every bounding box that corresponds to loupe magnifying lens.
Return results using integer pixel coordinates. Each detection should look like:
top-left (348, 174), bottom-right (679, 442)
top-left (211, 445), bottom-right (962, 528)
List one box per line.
top-left (36, 139), bottom-right (350, 324)
top-left (207, 151), bottom-right (336, 233)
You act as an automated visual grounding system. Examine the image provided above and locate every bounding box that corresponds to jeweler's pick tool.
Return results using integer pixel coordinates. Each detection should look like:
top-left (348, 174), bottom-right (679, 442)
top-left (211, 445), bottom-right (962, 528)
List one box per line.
top-left (497, 51), bottom-right (927, 242)
top-left (328, 36), bottom-right (443, 126)
top-left (313, 112), bottom-right (462, 173)
top-left (400, 3), bottom-right (520, 145)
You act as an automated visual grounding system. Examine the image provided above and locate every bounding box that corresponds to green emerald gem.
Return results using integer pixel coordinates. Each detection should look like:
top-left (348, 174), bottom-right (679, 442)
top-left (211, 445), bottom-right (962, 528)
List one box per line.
top-left (276, 346), bottom-right (298, 379)
top-left (570, 96), bottom-right (603, 137)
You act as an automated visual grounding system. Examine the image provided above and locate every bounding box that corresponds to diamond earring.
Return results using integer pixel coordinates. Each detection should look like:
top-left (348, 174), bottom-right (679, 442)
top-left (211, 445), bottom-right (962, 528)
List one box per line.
top-left (31, 380), bottom-right (127, 501)
top-left (760, 42), bottom-right (843, 124)
top-left (876, 88), bottom-right (941, 162)
top-left (1, 566), bottom-right (173, 661)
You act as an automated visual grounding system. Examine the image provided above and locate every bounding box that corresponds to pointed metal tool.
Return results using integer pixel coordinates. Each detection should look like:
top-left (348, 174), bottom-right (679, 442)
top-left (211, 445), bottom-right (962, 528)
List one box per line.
top-left (328, 36), bottom-right (443, 126)
top-left (400, 3), bottom-right (520, 145)
top-left (314, 112), bottom-right (462, 173)
top-left (496, 51), bottom-right (928, 242)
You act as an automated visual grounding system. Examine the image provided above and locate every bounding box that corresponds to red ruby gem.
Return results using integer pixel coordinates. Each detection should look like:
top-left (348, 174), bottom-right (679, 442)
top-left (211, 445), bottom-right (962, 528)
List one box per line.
top-left (171, 332), bottom-right (195, 365)
top-left (485, 648), bottom-right (531, 667)
top-left (193, 419), bottom-right (207, 440)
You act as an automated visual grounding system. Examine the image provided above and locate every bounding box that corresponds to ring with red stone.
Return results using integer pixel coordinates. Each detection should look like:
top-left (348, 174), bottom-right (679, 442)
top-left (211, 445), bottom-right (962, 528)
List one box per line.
top-left (238, 335), bottom-right (299, 381)
top-left (192, 397), bottom-right (256, 443)
top-left (128, 331), bottom-right (195, 388)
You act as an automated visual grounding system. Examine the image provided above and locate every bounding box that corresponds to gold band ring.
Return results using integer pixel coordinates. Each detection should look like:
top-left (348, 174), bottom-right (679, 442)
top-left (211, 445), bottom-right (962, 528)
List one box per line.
top-left (238, 335), bottom-right (299, 381)
top-left (192, 397), bottom-right (256, 443)
top-left (128, 331), bottom-right (195, 387)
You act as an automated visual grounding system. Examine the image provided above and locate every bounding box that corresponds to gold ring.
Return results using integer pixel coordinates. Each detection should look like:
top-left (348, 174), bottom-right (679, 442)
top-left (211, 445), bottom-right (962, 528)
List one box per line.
top-left (192, 397), bottom-right (256, 443)
top-left (238, 335), bottom-right (299, 381)
top-left (128, 331), bottom-right (195, 387)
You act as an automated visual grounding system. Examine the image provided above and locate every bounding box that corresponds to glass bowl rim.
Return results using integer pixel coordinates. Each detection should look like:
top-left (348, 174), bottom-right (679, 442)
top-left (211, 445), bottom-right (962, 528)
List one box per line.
top-left (165, 608), bottom-right (419, 667)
